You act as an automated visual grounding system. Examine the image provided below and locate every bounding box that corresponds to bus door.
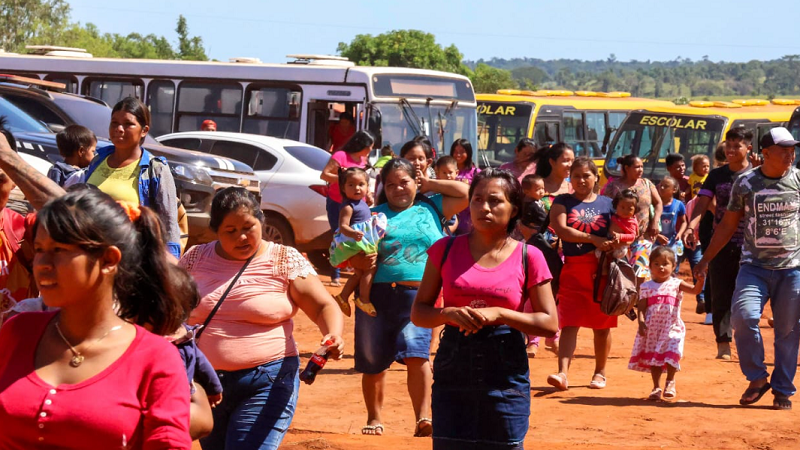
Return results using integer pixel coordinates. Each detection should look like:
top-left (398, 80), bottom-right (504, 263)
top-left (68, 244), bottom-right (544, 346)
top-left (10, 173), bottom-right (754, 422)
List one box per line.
top-left (299, 85), bottom-right (365, 150)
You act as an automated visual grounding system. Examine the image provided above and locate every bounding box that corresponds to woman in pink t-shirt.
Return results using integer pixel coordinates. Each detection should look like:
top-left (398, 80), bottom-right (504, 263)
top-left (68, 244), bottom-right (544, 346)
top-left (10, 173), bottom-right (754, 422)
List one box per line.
top-left (180, 187), bottom-right (344, 450)
top-left (320, 131), bottom-right (375, 286)
top-left (412, 169), bottom-right (558, 449)
top-left (0, 188), bottom-right (192, 449)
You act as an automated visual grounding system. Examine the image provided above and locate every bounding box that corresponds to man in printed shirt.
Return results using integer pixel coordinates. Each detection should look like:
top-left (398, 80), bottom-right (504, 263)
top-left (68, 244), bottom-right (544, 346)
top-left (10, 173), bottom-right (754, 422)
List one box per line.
top-left (695, 127), bottom-right (800, 411)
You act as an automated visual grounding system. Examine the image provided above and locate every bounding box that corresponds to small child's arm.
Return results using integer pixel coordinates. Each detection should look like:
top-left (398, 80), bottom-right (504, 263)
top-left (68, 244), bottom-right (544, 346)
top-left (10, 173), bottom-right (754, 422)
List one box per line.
top-left (609, 219), bottom-right (635, 248)
top-left (679, 273), bottom-right (706, 296)
top-left (338, 205), bottom-right (363, 241)
top-left (636, 296), bottom-right (648, 336)
top-left (194, 347), bottom-right (223, 407)
top-left (674, 211), bottom-right (687, 242)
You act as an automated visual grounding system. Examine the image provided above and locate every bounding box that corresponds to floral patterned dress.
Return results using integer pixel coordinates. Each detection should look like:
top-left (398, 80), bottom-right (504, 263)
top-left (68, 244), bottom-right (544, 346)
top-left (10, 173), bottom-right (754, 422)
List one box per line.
top-left (628, 277), bottom-right (685, 372)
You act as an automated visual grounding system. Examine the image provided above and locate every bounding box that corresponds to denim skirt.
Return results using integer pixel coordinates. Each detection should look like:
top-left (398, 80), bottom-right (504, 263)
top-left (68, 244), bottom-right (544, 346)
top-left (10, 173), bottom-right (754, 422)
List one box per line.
top-left (432, 324), bottom-right (530, 450)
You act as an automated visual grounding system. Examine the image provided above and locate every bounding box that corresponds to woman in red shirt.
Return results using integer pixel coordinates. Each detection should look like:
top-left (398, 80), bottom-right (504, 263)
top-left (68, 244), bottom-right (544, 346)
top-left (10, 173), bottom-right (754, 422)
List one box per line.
top-left (0, 188), bottom-right (192, 449)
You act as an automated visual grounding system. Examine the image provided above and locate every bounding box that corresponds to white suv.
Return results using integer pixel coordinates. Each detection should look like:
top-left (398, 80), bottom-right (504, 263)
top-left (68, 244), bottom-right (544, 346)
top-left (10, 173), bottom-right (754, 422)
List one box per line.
top-left (157, 132), bottom-right (332, 265)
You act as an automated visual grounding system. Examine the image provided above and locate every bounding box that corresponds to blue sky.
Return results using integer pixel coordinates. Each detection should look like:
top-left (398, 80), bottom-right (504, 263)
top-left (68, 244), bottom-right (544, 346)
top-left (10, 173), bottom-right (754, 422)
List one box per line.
top-left (68, 0), bottom-right (800, 64)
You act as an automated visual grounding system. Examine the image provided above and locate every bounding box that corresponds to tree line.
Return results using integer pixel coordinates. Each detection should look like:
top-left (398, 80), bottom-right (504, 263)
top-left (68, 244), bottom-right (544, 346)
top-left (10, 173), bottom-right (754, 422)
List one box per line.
top-left (0, 0), bottom-right (207, 60)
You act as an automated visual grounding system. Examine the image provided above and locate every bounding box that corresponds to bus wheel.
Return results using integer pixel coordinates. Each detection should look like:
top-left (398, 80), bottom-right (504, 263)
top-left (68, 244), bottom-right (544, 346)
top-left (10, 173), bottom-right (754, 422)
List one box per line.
top-left (262, 212), bottom-right (295, 248)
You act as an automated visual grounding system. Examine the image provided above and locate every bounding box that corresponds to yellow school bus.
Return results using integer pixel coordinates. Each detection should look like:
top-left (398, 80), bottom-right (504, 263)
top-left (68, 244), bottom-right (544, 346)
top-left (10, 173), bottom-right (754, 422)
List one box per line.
top-left (476, 90), bottom-right (675, 173)
top-left (604, 99), bottom-right (800, 181)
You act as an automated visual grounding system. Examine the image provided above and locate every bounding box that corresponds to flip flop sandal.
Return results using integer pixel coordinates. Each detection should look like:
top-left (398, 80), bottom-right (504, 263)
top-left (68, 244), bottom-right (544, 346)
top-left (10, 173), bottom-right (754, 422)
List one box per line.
top-left (739, 382), bottom-right (771, 405)
top-left (362, 424), bottom-right (384, 436)
top-left (773, 394), bottom-right (792, 411)
top-left (414, 418), bottom-right (432, 437)
top-left (333, 294), bottom-right (351, 317)
top-left (354, 298), bottom-right (377, 317)
top-left (589, 374), bottom-right (607, 389)
top-left (547, 372), bottom-right (569, 391)
top-left (647, 388), bottom-right (663, 401)
top-left (663, 380), bottom-right (677, 400)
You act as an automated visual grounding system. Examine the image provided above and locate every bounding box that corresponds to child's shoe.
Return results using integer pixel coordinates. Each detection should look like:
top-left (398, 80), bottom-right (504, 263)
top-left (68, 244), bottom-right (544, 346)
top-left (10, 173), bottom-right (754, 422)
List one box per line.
top-left (333, 294), bottom-right (352, 317)
top-left (354, 297), bottom-right (377, 317)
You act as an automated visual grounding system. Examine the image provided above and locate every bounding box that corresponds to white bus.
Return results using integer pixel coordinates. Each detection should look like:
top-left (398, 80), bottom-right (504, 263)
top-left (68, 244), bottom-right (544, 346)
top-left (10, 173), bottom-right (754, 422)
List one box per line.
top-left (0, 49), bottom-right (478, 159)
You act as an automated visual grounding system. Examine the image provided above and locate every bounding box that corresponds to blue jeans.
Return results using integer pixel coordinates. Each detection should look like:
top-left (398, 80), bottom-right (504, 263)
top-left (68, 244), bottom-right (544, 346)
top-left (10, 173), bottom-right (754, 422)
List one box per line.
top-left (731, 264), bottom-right (800, 397)
top-left (710, 242), bottom-right (740, 343)
top-left (201, 357), bottom-right (300, 450)
top-left (354, 283), bottom-right (432, 374)
top-left (432, 325), bottom-right (529, 450)
top-left (681, 244), bottom-right (705, 304)
top-left (325, 197), bottom-right (341, 281)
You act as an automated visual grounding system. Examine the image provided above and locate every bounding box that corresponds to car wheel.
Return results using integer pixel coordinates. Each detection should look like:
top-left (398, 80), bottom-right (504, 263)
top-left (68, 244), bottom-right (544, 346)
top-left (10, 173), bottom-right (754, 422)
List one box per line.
top-left (306, 249), bottom-right (332, 275)
top-left (262, 213), bottom-right (295, 248)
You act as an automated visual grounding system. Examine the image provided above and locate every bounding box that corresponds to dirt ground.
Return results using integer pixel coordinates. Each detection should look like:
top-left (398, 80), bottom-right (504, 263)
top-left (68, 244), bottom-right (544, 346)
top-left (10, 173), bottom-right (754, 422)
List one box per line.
top-left (277, 263), bottom-right (799, 450)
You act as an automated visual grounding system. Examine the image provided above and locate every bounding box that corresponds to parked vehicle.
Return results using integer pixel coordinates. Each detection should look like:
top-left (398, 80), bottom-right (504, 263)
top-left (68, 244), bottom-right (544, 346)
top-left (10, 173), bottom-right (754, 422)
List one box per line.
top-left (157, 131), bottom-right (333, 266)
top-left (0, 76), bottom-right (260, 246)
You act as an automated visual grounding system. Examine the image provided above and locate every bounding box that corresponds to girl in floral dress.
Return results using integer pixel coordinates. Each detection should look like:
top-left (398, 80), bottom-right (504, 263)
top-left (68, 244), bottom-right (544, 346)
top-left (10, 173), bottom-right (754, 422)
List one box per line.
top-left (629, 246), bottom-right (705, 401)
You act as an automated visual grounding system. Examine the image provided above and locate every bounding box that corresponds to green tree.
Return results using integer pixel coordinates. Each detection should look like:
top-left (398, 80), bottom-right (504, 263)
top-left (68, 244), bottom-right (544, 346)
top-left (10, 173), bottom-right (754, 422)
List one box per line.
top-left (337, 30), bottom-right (467, 75)
top-left (175, 14), bottom-right (207, 60)
top-left (470, 63), bottom-right (516, 93)
top-left (0, 0), bottom-right (70, 51)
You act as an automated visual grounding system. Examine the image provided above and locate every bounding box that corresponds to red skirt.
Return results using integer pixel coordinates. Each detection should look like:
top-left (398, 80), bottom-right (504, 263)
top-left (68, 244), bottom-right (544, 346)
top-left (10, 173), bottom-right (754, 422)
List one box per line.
top-left (557, 253), bottom-right (618, 329)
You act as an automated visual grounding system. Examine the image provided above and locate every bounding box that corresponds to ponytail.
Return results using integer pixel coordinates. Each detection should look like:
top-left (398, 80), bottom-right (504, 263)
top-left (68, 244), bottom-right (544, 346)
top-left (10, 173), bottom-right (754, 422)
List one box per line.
top-left (534, 142), bottom-right (573, 178)
top-left (36, 188), bottom-right (190, 335)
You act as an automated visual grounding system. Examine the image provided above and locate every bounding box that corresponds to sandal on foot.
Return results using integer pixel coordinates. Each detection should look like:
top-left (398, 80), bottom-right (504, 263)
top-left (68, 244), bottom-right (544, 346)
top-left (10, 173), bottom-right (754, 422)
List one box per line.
top-left (589, 373), bottom-right (607, 390)
top-left (333, 294), bottom-right (351, 317)
top-left (329, 279), bottom-right (342, 288)
top-left (647, 387), bottom-right (663, 401)
top-left (547, 372), bottom-right (569, 391)
top-left (739, 382), bottom-right (771, 405)
top-left (773, 394), bottom-right (792, 411)
top-left (354, 297), bottom-right (377, 317)
top-left (414, 418), bottom-right (432, 437)
top-left (526, 342), bottom-right (539, 358)
top-left (362, 424), bottom-right (384, 436)
top-left (663, 380), bottom-right (677, 400)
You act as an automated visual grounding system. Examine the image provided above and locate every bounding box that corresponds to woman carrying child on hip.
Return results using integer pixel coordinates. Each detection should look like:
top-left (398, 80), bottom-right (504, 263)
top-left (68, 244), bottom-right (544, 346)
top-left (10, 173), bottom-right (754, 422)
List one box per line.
top-left (629, 246), bottom-right (705, 401)
top-left (330, 168), bottom-right (387, 317)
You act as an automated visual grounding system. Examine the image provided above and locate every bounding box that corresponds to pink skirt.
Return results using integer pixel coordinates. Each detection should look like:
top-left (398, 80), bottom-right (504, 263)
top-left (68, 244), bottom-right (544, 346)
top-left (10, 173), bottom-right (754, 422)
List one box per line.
top-left (557, 253), bottom-right (618, 329)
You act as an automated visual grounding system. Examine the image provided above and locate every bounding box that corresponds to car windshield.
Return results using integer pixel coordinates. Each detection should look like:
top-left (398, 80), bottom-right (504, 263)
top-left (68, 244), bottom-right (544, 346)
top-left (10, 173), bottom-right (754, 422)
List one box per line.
top-left (368, 102), bottom-right (477, 163)
top-left (477, 102), bottom-right (533, 166)
top-left (0, 97), bottom-right (50, 133)
top-left (606, 112), bottom-right (725, 179)
top-left (51, 95), bottom-right (159, 145)
top-left (283, 145), bottom-right (330, 171)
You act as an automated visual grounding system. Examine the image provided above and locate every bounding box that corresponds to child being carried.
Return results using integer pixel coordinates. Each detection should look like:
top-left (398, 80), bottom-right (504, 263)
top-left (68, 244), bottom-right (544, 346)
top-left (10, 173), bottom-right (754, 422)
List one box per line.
top-left (597, 188), bottom-right (639, 269)
top-left (329, 167), bottom-right (387, 317)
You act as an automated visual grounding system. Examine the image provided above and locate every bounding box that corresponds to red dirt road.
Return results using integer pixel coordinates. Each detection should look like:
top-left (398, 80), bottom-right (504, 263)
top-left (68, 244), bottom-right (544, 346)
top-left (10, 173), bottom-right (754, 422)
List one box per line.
top-left (279, 266), bottom-right (799, 450)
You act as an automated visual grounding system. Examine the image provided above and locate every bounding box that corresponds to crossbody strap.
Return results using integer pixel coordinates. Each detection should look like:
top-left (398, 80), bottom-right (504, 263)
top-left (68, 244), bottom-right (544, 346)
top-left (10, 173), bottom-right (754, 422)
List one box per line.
top-left (195, 248), bottom-right (257, 340)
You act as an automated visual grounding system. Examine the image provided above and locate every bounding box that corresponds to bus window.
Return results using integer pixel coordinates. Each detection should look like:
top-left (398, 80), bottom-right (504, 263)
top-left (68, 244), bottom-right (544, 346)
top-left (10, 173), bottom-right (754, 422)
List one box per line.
top-left (44, 74), bottom-right (78, 94)
top-left (147, 80), bottom-right (175, 137)
top-left (176, 82), bottom-right (242, 132)
top-left (585, 112), bottom-right (607, 157)
top-left (563, 111), bottom-right (585, 156)
top-left (242, 85), bottom-right (301, 140)
top-left (533, 122), bottom-right (558, 148)
top-left (84, 79), bottom-right (143, 105)
top-left (476, 102), bottom-right (532, 165)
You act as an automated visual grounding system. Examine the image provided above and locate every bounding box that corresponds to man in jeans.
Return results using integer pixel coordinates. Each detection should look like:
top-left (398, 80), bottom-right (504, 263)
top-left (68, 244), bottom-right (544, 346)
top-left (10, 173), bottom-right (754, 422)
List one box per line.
top-left (695, 127), bottom-right (800, 410)
top-left (685, 128), bottom-right (752, 359)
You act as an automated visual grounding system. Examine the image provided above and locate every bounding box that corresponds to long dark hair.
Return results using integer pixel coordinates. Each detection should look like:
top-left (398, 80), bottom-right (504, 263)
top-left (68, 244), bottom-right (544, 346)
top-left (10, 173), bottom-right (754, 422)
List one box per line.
top-left (534, 142), bottom-right (573, 178)
top-left (341, 130), bottom-right (375, 154)
top-left (35, 188), bottom-right (188, 335)
top-left (469, 168), bottom-right (523, 234)
top-left (450, 138), bottom-right (474, 169)
top-left (376, 158), bottom-right (416, 206)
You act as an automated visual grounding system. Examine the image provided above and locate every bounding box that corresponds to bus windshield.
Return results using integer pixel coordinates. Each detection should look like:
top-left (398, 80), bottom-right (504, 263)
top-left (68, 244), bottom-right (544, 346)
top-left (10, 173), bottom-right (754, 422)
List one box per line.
top-left (606, 112), bottom-right (725, 179)
top-left (476, 102), bottom-right (533, 166)
top-left (369, 102), bottom-right (477, 160)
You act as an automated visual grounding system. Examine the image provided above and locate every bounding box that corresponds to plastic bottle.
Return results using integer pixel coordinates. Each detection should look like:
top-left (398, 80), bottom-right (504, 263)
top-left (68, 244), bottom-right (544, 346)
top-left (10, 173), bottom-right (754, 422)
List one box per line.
top-left (299, 340), bottom-right (333, 385)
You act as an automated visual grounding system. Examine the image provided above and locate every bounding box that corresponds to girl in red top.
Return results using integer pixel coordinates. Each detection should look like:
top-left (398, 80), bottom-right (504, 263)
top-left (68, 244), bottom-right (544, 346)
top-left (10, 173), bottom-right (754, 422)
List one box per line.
top-left (412, 169), bottom-right (558, 449)
top-left (0, 188), bottom-right (192, 449)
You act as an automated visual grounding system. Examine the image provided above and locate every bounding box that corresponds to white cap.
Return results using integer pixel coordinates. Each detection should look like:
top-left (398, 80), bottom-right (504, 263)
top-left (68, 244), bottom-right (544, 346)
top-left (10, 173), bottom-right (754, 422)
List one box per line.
top-left (760, 127), bottom-right (800, 148)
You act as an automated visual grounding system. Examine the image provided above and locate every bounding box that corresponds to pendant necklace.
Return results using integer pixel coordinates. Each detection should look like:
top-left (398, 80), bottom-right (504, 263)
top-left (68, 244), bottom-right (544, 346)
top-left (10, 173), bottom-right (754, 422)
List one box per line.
top-left (54, 321), bottom-right (123, 368)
